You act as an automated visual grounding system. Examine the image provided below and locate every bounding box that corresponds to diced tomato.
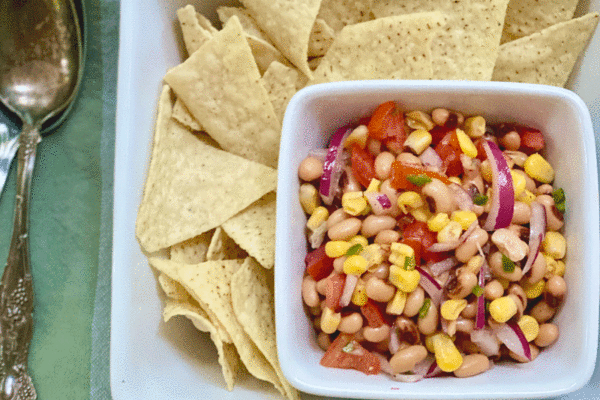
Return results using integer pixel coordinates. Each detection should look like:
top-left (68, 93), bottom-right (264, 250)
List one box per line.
top-left (518, 127), bottom-right (545, 154)
top-left (402, 220), bottom-right (448, 263)
top-left (320, 334), bottom-right (381, 375)
top-left (401, 237), bottom-right (423, 266)
top-left (474, 138), bottom-right (488, 161)
top-left (325, 273), bottom-right (346, 311)
top-left (429, 125), bottom-right (454, 147)
top-left (350, 144), bottom-right (376, 188)
top-left (305, 245), bottom-right (334, 281)
top-left (367, 101), bottom-right (406, 143)
top-left (434, 132), bottom-right (463, 177)
top-left (360, 299), bottom-right (386, 327)
top-left (389, 161), bottom-right (452, 191)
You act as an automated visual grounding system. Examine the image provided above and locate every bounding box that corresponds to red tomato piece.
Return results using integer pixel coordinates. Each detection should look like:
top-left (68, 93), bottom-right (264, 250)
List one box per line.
top-left (401, 237), bottom-right (423, 266)
top-left (305, 245), bottom-right (334, 281)
top-left (389, 161), bottom-right (452, 191)
top-left (367, 101), bottom-right (406, 143)
top-left (402, 220), bottom-right (448, 263)
top-left (474, 138), bottom-right (488, 161)
top-left (518, 127), bottom-right (545, 154)
top-left (350, 144), bottom-right (376, 188)
top-left (434, 132), bottom-right (463, 177)
top-left (360, 299), bottom-right (386, 327)
top-left (325, 273), bottom-right (346, 311)
top-left (320, 334), bottom-right (381, 375)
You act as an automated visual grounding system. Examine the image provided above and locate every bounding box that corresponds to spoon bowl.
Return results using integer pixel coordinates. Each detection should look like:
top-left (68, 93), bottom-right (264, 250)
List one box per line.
top-left (0, 1), bottom-right (83, 399)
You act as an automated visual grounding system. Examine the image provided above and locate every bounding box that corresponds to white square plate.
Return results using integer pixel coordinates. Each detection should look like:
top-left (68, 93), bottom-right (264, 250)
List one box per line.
top-left (110, 1), bottom-right (600, 399)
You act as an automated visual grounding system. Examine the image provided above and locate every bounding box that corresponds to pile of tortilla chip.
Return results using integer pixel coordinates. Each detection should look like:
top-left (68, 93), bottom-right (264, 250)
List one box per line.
top-left (135, 0), bottom-right (597, 397)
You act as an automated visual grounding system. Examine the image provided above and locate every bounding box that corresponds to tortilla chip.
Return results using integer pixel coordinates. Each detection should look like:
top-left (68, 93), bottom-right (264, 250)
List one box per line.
top-left (260, 62), bottom-right (299, 123)
top-left (164, 17), bottom-right (281, 168)
top-left (310, 12), bottom-right (445, 84)
top-left (372, 0), bottom-right (510, 81)
top-left (177, 5), bottom-right (214, 56)
top-left (240, 0), bottom-right (323, 78)
top-left (501, 0), bottom-right (579, 43)
top-left (308, 18), bottom-right (335, 57)
top-left (158, 273), bottom-right (191, 301)
top-left (157, 257), bottom-right (287, 396)
top-left (172, 98), bottom-right (203, 131)
top-left (206, 227), bottom-right (248, 261)
top-left (231, 258), bottom-right (300, 400)
top-left (316, 0), bottom-right (373, 32)
top-left (492, 13), bottom-right (599, 87)
top-left (163, 299), bottom-right (241, 391)
top-left (135, 86), bottom-right (278, 253)
top-left (170, 230), bottom-right (214, 264)
top-left (217, 6), bottom-right (270, 42)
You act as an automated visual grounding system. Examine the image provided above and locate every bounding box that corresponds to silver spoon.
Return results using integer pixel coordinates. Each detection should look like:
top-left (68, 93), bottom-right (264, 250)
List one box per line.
top-left (0, 0), bottom-right (83, 398)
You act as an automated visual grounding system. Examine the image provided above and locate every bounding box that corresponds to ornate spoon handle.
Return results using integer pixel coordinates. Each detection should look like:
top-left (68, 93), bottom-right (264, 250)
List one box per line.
top-left (0, 122), bottom-right (40, 400)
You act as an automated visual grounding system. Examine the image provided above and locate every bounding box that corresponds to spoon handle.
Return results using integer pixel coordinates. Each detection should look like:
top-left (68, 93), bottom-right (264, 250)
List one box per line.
top-left (0, 122), bottom-right (40, 400)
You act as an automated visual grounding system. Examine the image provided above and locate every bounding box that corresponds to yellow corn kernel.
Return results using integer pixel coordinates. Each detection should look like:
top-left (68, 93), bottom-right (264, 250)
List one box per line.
top-left (497, 277), bottom-right (510, 290)
top-left (321, 307), bottom-right (341, 334)
top-left (524, 153), bottom-right (555, 184)
top-left (542, 231), bottom-right (566, 259)
top-left (397, 191), bottom-right (425, 214)
top-left (489, 296), bottom-right (518, 323)
top-left (406, 110), bottom-right (435, 131)
top-left (523, 280), bottom-right (546, 299)
top-left (517, 315), bottom-right (540, 342)
top-left (425, 334), bottom-right (436, 353)
top-left (389, 242), bottom-right (415, 267)
top-left (325, 241), bottom-right (352, 258)
top-left (348, 235), bottom-right (369, 249)
top-left (480, 160), bottom-right (493, 182)
top-left (352, 280), bottom-right (368, 306)
top-left (441, 299), bottom-right (468, 320)
top-left (511, 170), bottom-right (527, 198)
top-left (360, 244), bottom-right (385, 268)
top-left (448, 176), bottom-right (462, 185)
top-left (389, 265), bottom-right (421, 292)
top-left (543, 253), bottom-right (558, 277)
top-left (344, 125), bottom-right (369, 149)
top-left (518, 189), bottom-right (537, 205)
top-left (451, 210), bottom-right (477, 230)
top-left (404, 129), bottom-right (433, 155)
top-left (307, 206), bottom-right (329, 230)
top-left (343, 255), bottom-right (368, 275)
top-left (411, 206), bottom-right (432, 222)
top-left (432, 333), bottom-right (463, 372)
top-left (554, 260), bottom-right (566, 277)
top-left (464, 116), bottom-right (486, 138)
top-left (365, 178), bottom-right (381, 193)
top-left (386, 290), bottom-right (407, 315)
top-left (466, 255), bottom-right (484, 274)
top-left (342, 191), bottom-right (368, 216)
top-left (456, 128), bottom-right (477, 158)
top-left (299, 183), bottom-right (320, 214)
top-left (428, 212), bottom-right (450, 232)
top-left (437, 221), bottom-right (463, 243)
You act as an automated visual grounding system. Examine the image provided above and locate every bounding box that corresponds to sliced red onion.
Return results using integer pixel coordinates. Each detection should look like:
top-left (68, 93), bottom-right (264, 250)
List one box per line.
top-left (449, 183), bottom-right (475, 211)
top-left (482, 140), bottom-right (514, 231)
top-left (388, 327), bottom-right (401, 355)
top-left (415, 266), bottom-right (443, 306)
top-left (493, 322), bottom-right (531, 361)
top-left (392, 373), bottom-right (424, 383)
top-left (429, 257), bottom-right (460, 276)
top-left (319, 126), bottom-right (353, 205)
top-left (375, 353), bottom-right (394, 375)
top-left (475, 243), bottom-right (491, 330)
top-left (308, 222), bottom-right (328, 249)
top-left (364, 192), bottom-right (392, 215)
top-left (413, 355), bottom-right (442, 378)
top-left (339, 273), bottom-right (358, 307)
top-left (419, 147), bottom-right (443, 169)
top-left (470, 327), bottom-right (500, 357)
top-left (308, 148), bottom-right (328, 161)
top-left (441, 317), bottom-right (457, 336)
top-left (427, 221), bottom-right (478, 253)
top-left (522, 201), bottom-right (546, 275)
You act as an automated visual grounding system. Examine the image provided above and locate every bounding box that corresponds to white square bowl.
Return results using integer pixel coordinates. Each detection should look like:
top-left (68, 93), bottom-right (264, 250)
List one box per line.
top-left (275, 80), bottom-right (599, 399)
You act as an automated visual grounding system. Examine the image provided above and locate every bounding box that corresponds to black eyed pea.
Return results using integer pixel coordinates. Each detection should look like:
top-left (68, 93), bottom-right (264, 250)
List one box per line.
top-left (374, 229), bottom-right (401, 244)
top-left (536, 195), bottom-right (564, 231)
top-left (534, 323), bottom-right (559, 347)
top-left (484, 280), bottom-right (504, 301)
top-left (461, 302), bottom-right (478, 319)
top-left (403, 287), bottom-right (425, 317)
top-left (455, 317), bottom-right (475, 334)
top-left (369, 263), bottom-right (390, 280)
top-left (316, 331), bottom-right (331, 351)
top-left (375, 151), bottom-right (396, 180)
top-left (536, 184), bottom-right (554, 195)
top-left (511, 201), bottom-right (532, 225)
top-left (508, 284), bottom-right (528, 312)
top-left (389, 345), bottom-right (428, 374)
top-left (396, 152), bottom-right (422, 166)
top-left (333, 256), bottom-right (346, 273)
top-left (395, 316), bottom-right (421, 345)
top-left (509, 344), bottom-right (540, 363)
top-left (343, 166), bottom-right (362, 193)
top-left (422, 179), bottom-right (456, 214)
top-left (338, 312), bottom-right (363, 334)
top-left (524, 252), bottom-right (547, 285)
top-left (455, 227), bottom-right (489, 263)
top-left (366, 277), bottom-right (396, 302)
top-left (546, 275), bottom-right (567, 298)
top-left (363, 324), bottom-right (391, 343)
top-left (530, 300), bottom-right (556, 323)
top-left (302, 275), bottom-right (320, 307)
top-left (453, 354), bottom-right (490, 378)
top-left (431, 108), bottom-right (450, 126)
top-left (298, 156), bottom-right (324, 182)
top-left (328, 217), bottom-right (362, 241)
top-left (491, 228), bottom-right (529, 262)
top-left (327, 208), bottom-right (350, 229)
top-left (447, 271), bottom-right (478, 299)
top-left (417, 300), bottom-right (438, 335)
top-left (361, 215), bottom-right (396, 238)
top-left (499, 131), bottom-right (521, 151)
top-left (315, 273), bottom-right (334, 296)
top-left (488, 251), bottom-right (523, 281)
top-left (504, 150), bottom-right (528, 168)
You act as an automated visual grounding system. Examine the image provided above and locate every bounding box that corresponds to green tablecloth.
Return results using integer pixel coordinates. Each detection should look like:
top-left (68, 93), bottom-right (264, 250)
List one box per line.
top-left (0, 0), bottom-right (117, 398)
